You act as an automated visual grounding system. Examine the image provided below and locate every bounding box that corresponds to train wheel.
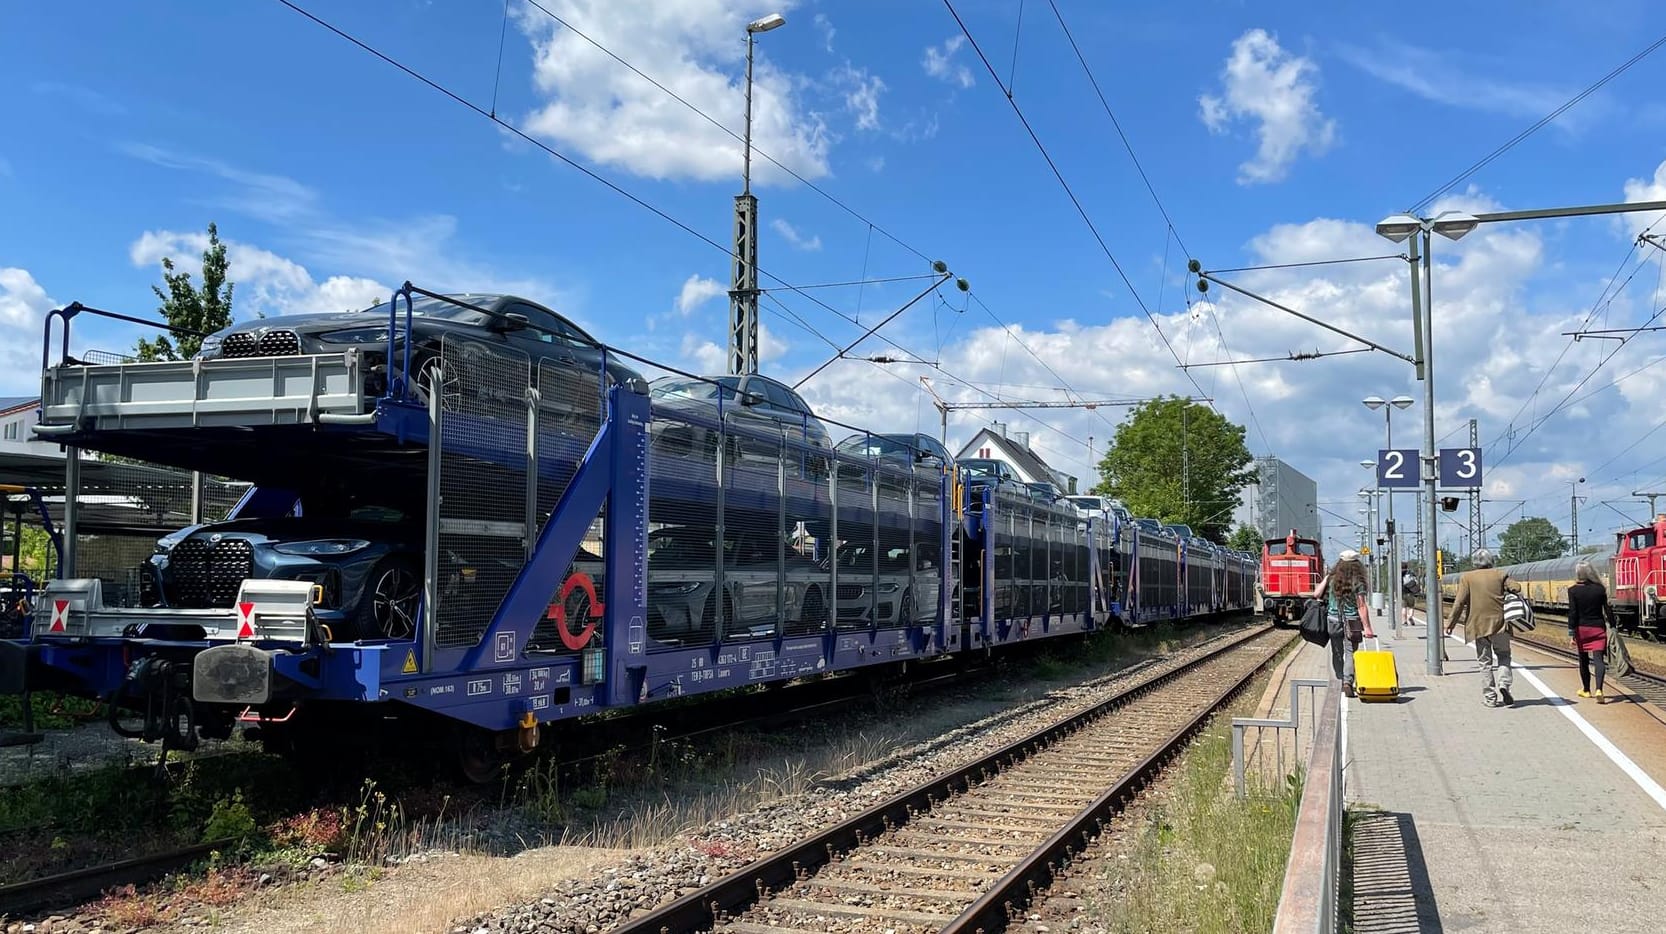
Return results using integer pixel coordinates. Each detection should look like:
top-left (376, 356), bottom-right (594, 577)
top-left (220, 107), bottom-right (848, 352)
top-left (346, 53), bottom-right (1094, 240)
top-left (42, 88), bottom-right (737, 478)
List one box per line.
top-left (456, 725), bottom-right (511, 785)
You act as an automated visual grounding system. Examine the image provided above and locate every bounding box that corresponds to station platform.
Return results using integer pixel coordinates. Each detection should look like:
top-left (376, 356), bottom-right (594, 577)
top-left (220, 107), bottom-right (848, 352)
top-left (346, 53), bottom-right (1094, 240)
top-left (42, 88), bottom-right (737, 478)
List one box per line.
top-left (1345, 617), bottom-right (1666, 931)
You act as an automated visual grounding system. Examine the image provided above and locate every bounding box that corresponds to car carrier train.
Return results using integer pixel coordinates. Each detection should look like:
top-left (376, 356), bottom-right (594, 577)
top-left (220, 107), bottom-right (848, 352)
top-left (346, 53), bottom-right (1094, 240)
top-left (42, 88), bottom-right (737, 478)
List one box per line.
top-left (0, 286), bottom-right (1258, 778)
top-left (1439, 513), bottom-right (1666, 637)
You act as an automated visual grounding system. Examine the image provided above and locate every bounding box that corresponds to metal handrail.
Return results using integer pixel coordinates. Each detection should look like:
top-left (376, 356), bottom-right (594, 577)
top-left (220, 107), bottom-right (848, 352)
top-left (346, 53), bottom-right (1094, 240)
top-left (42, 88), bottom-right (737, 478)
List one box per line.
top-left (1272, 680), bottom-right (1344, 933)
top-left (1231, 677), bottom-right (1327, 798)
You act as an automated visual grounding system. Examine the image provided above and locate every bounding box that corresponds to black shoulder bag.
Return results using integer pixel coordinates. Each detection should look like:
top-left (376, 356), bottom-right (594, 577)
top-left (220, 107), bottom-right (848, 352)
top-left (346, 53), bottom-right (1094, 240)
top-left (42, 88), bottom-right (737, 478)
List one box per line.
top-left (1298, 598), bottom-right (1330, 647)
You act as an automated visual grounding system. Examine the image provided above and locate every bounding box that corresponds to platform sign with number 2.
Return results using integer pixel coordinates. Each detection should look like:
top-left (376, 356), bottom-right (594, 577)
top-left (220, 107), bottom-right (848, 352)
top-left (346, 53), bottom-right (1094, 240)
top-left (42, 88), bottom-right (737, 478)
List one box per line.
top-left (1376, 449), bottom-right (1422, 489)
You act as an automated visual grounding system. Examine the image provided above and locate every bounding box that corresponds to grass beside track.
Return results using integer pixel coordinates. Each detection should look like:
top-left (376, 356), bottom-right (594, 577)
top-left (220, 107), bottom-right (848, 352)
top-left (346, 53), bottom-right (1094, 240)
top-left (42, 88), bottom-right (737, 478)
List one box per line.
top-left (1078, 648), bottom-right (1302, 933)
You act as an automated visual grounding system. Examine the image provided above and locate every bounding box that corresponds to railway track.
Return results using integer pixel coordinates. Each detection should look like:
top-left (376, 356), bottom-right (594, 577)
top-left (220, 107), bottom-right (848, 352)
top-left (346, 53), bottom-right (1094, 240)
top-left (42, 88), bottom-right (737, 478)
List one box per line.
top-left (0, 839), bottom-right (236, 917)
top-left (615, 625), bottom-right (1291, 934)
top-left (1513, 627), bottom-right (1666, 707)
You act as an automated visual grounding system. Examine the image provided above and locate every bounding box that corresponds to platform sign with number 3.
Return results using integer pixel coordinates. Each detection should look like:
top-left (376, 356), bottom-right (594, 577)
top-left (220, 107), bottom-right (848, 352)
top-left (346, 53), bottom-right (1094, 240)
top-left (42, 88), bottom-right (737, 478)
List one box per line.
top-left (1439, 447), bottom-right (1483, 489)
top-left (1376, 449), bottom-right (1422, 489)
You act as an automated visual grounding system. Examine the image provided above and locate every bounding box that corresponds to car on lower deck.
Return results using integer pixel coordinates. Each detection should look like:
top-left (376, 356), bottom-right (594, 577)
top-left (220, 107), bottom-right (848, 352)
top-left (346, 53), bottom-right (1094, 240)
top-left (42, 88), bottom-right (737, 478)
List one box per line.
top-left (141, 490), bottom-right (424, 642)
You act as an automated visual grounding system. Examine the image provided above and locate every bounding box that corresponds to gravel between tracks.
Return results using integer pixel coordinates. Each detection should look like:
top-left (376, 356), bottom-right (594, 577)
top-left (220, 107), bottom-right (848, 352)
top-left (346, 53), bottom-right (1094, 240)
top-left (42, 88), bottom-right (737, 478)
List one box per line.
top-left (468, 625), bottom-right (1267, 934)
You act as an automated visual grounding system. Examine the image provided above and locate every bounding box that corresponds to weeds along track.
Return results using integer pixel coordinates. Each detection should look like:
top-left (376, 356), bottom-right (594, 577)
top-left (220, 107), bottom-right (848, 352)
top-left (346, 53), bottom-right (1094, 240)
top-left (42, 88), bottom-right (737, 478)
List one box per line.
top-left (616, 626), bottom-right (1292, 934)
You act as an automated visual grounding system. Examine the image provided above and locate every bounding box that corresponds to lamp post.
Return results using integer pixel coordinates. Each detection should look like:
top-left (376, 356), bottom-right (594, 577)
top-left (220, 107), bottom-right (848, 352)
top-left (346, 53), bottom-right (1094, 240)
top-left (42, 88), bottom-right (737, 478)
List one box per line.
top-left (1375, 210), bottom-right (1478, 675)
top-left (727, 12), bottom-right (787, 377)
top-left (1377, 195), bottom-right (1666, 674)
top-left (1365, 394), bottom-right (1415, 638)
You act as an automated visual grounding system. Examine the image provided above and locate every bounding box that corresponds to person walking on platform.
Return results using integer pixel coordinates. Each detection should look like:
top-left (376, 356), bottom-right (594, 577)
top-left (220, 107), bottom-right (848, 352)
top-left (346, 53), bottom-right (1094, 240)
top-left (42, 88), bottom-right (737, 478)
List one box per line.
top-left (1446, 549), bottom-right (1521, 708)
top-left (1401, 567), bottom-right (1420, 627)
top-left (1312, 550), bottom-right (1375, 698)
top-left (1567, 560), bottom-right (1615, 703)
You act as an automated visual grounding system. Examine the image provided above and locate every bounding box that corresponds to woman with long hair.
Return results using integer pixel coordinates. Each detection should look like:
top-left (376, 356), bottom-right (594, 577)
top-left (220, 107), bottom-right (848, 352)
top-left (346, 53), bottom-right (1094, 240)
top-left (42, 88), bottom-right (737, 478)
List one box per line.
top-left (1312, 550), bottom-right (1375, 697)
top-left (1567, 560), bottom-right (1615, 703)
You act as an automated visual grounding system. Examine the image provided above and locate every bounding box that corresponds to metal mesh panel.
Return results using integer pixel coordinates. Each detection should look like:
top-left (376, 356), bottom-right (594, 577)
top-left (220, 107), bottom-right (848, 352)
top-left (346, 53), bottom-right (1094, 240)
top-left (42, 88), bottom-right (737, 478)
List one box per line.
top-left (530, 359), bottom-right (606, 652)
top-left (912, 474), bottom-right (943, 624)
top-left (784, 439), bottom-right (832, 636)
top-left (872, 464), bottom-right (911, 627)
top-left (833, 459), bottom-right (876, 629)
top-left (55, 461), bottom-right (250, 608)
top-left (645, 405), bottom-right (721, 646)
top-left (723, 419), bottom-right (785, 640)
top-left (434, 337), bottom-right (531, 649)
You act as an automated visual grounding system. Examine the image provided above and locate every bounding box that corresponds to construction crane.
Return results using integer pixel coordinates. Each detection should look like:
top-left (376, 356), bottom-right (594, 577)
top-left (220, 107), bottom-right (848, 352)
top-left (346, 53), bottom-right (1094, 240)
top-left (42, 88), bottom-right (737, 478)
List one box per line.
top-left (916, 376), bottom-right (1212, 445)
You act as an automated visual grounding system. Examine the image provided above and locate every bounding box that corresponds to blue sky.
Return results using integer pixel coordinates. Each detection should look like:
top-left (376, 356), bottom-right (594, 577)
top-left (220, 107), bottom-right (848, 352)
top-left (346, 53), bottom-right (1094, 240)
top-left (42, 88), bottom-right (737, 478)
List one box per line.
top-left (5, 0), bottom-right (1666, 558)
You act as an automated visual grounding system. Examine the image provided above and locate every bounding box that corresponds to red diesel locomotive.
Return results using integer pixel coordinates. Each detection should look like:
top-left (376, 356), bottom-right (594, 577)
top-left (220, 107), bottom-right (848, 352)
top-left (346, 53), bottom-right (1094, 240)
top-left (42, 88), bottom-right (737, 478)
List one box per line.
top-left (1259, 531), bottom-right (1324, 625)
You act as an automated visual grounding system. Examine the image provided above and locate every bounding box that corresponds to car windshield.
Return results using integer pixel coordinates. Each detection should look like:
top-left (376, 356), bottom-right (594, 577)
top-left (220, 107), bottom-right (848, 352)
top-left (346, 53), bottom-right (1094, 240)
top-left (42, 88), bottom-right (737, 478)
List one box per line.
top-left (837, 435), bottom-right (914, 459)
top-left (650, 377), bottom-right (740, 402)
top-left (353, 295), bottom-right (496, 327)
top-left (960, 460), bottom-right (1001, 477)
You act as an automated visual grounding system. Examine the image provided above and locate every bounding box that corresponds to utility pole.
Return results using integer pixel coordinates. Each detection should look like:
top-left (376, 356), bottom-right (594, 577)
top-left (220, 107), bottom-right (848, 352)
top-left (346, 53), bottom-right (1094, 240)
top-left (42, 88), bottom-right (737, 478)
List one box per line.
top-left (1467, 419), bottom-right (1482, 555)
top-left (727, 13), bottom-right (787, 376)
top-left (1571, 476), bottom-right (1586, 551)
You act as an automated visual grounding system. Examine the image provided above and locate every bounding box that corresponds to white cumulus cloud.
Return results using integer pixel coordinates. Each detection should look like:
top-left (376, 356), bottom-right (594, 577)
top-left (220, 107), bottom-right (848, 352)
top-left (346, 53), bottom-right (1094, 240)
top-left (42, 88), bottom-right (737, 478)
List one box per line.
top-left (514, 0), bottom-right (831, 185)
top-left (771, 218), bottom-right (822, 252)
top-left (1199, 29), bottom-right (1336, 184)
top-left (923, 35), bottom-right (975, 89)
top-left (0, 268), bottom-right (58, 392)
top-left (675, 274), bottom-right (726, 314)
top-left (129, 230), bottom-right (389, 320)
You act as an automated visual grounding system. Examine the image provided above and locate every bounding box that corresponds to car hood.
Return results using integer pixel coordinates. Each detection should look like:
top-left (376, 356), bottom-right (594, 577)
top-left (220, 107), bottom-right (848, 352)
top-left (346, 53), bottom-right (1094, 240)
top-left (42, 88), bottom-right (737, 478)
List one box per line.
top-left (175, 517), bottom-right (421, 547)
top-left (214, 311), bottom-right (444, 339)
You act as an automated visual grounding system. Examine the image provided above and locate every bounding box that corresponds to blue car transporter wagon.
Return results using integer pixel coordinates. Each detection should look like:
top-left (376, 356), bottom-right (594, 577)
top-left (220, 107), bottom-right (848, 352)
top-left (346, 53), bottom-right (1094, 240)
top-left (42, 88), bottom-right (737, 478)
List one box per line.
top-left (0, 285), bottom-right (1247, 779)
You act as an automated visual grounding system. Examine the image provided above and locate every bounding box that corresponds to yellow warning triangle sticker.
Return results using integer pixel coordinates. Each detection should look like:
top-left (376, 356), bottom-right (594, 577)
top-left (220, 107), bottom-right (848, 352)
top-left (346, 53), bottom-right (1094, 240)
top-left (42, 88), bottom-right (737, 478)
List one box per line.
top-left (401, 649), bottom-right (418, 674)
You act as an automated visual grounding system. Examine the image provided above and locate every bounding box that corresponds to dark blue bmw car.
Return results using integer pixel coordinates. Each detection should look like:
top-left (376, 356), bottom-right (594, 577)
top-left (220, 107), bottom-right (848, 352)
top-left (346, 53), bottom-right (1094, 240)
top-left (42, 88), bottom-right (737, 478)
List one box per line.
top-left (142, 491), bottom-right (423, 642)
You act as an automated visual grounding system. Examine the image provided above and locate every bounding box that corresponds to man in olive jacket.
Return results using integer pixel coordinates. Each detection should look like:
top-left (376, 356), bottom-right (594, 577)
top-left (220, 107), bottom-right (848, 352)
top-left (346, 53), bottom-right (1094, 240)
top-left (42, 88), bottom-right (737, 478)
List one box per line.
top-left (1446, 549), bottom-right (1522, 707)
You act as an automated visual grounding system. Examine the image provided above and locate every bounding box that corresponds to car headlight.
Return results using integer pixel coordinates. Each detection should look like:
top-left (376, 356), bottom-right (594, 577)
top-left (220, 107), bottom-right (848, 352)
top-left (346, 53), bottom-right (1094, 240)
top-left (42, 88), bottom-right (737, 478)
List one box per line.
top-left (194, 335), bottom-right (223, 360)
top-left (154, 531), bottom-right (190, 555)
top-left (272, 539), bottom-right (372, 556)
top-left (318, 327), bottom-right (393, 345)
top-left (650, 581), bottom-right (703, 595)
top-left (877, 582), bottom-right (900, 594)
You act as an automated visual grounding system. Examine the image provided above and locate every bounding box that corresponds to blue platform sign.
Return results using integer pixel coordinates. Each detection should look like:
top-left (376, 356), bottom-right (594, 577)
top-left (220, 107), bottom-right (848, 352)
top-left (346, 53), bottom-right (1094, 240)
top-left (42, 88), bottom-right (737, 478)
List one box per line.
top-left (1439, 447), bottom-right (1483, 489)
top-left (1376, 449), bottom-right (1421, 489)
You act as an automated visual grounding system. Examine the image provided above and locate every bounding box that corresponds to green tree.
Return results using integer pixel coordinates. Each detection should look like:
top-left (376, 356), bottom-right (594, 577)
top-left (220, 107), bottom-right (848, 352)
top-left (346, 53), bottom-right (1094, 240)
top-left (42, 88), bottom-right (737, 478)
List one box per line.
top-left (1496, 516), bottom-right (1567, 564)
top-left (135, 222), bottom-right (234, 361)
top-left (1227, 524), bottom-right (1263, 553)
top-left (1092, 395), bottom-right (1256, 543)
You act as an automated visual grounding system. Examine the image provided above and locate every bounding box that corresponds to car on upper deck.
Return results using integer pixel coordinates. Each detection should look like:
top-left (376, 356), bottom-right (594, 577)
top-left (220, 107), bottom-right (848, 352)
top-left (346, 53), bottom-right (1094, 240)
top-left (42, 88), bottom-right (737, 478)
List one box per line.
top-left (193, 292), bottom-right (642, 405)
top-left (834, 432), bottom-right (952, 471)
top-left (647, 373), bottom-right (832, 456)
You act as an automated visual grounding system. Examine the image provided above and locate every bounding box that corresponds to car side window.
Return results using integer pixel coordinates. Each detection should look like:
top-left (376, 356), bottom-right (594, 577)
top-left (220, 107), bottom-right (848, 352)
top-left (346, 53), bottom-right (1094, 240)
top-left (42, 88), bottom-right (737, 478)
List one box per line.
top-left (506, 302), bottom-right (591, 349)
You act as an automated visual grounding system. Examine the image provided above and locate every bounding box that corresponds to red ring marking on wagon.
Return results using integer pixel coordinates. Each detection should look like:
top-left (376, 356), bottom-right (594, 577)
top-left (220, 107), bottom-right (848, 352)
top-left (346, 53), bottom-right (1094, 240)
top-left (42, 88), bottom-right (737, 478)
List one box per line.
top-left (548, 572), bottom-right (605, 651)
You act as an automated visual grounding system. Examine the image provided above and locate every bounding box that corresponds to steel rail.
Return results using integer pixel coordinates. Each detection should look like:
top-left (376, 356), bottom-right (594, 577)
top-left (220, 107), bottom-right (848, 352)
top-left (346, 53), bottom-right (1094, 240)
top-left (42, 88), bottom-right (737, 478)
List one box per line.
top-left (613, 624), bottom-right (1284, 934)
top-left (0, 839), bottom-right (237, 917)
top-left (944, 632), bottom-right (1287, 932)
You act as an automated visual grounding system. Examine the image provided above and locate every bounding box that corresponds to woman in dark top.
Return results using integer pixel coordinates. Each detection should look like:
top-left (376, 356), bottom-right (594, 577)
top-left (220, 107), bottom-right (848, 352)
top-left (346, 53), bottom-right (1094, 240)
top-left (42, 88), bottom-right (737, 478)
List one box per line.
top-left (1567, 560), bottom-right (1615, 703)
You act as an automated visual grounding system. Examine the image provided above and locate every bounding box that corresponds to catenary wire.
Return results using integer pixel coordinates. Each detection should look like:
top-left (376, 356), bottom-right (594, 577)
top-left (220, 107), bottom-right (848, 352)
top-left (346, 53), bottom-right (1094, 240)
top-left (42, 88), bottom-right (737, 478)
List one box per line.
top-left (1407, 30), bottom-right (1666, 214)
top-left (520, 0), bottom-right (1116, 445)
top-left (274, 0), bottom-right (1108, 458)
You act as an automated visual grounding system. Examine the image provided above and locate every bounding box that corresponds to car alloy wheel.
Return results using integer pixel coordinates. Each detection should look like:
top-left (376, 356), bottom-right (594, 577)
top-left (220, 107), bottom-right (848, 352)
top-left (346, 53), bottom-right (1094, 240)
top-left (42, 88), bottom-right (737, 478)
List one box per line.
top-left (371, 562), bottom-right (422, 640)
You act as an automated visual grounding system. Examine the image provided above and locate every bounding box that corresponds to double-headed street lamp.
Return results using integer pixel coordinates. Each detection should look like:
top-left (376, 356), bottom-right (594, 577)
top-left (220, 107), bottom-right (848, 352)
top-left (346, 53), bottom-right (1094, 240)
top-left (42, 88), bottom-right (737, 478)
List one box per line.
top-left (1377, 198), bottom-right (1666, 675)
top-left (1375, 211), bottom-right (1478, 675)
top-left (1365, 394), bottom-right (1415, 637)
top-left (728, 12), bottom-right (788, 377)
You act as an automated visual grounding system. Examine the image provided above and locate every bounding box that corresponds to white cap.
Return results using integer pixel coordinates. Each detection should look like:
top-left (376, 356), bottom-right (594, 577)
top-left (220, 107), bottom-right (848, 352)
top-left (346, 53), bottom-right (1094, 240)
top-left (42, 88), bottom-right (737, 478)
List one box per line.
top-left (1339, 549), bottom-right (1360, 562)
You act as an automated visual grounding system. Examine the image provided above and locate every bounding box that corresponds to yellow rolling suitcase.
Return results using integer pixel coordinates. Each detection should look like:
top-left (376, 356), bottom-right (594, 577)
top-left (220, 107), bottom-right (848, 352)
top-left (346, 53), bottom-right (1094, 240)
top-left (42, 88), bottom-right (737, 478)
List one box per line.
top-left (1353, 637), bottom-right (1399, 702)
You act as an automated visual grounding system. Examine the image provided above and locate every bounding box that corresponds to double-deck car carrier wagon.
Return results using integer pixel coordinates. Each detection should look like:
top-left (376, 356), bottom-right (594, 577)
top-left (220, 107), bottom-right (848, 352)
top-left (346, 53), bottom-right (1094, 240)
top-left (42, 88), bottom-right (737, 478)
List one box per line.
top-left (0, 285), bottom-right (1256, 777)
